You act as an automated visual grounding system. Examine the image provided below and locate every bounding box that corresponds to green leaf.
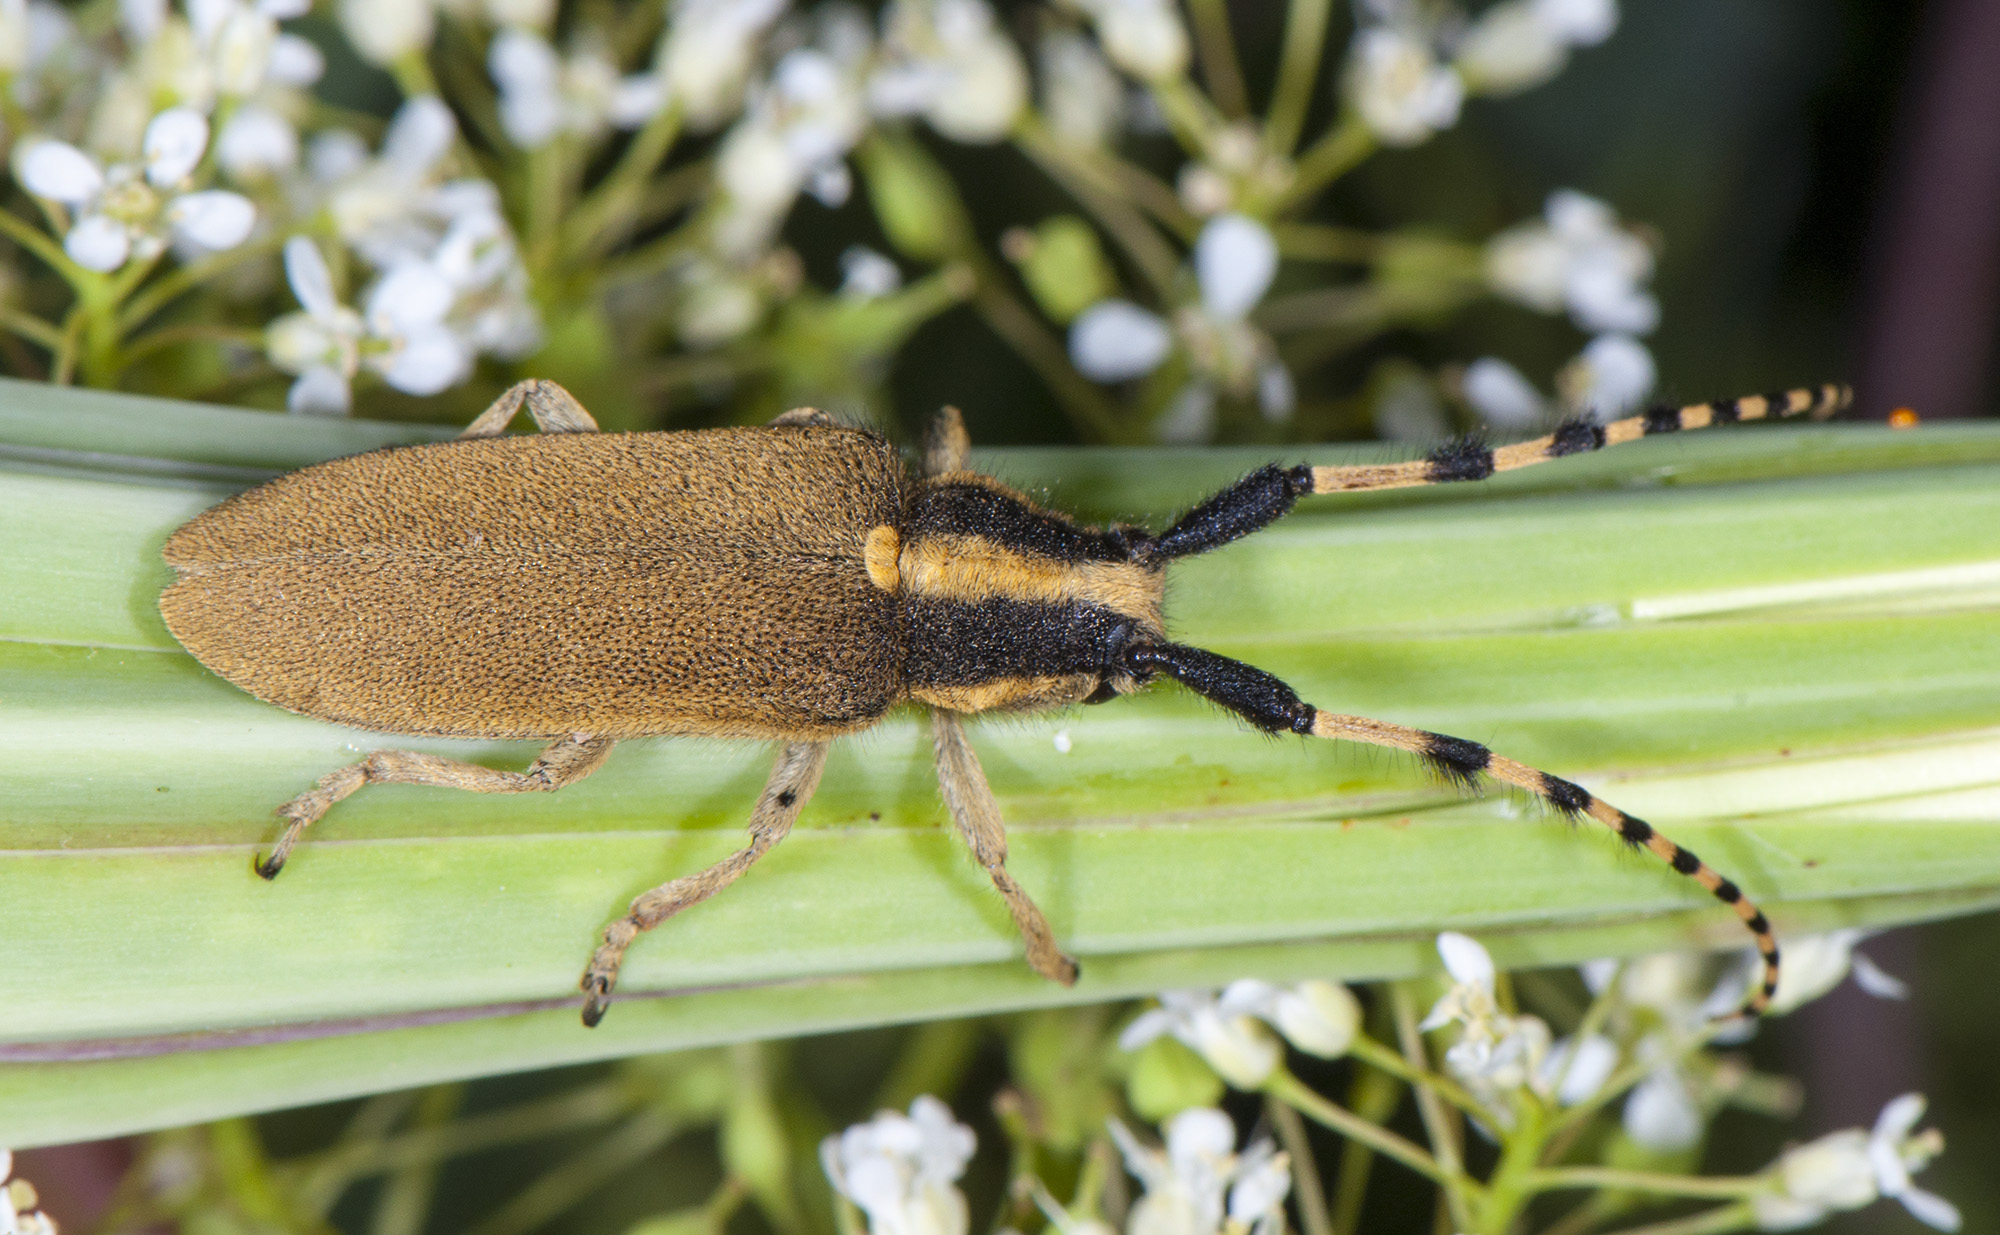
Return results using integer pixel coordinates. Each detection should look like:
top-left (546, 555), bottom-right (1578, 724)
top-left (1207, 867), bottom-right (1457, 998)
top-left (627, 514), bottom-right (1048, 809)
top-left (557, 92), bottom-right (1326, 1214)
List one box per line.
top-left (5, 378), bottom-right (2000, 1145)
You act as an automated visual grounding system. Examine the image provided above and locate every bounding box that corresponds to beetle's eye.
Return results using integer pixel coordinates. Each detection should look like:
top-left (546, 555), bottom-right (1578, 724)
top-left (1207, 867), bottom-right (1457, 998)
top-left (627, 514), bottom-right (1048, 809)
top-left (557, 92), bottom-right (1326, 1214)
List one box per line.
top-left (1083, 681), bottom-right (1120, 705)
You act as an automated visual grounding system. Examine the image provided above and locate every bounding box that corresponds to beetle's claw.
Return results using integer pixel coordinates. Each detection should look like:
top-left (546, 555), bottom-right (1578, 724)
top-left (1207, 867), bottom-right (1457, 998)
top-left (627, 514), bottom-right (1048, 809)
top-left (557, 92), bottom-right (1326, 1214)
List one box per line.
top-left (253, 851), bottom-right (285, 880)
top-left (580, 978), bottom-right (610, 1027)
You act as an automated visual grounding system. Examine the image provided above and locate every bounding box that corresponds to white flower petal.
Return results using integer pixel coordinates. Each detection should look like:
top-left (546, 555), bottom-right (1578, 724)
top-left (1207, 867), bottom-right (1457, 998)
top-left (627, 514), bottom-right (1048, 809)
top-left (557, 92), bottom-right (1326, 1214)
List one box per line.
top-left (1153, 381), bottom-right (1216, 444)
top-left (168, 190), bottom-right (256, 250)
top-left (378, 324), bottom-right (469, 394)
top-left (1873, 1092), bottom-right (1928, 1148)
top-left (119, 0), bottom-right (164, 41)
top-left (1269, 981), bottom-right (1359, 1058)
top-left (1435, 932), bottom-right (1495, 989)
top-left (1118, 1006), bottom-right (1177, 1051)
top-left (1566, 333), bottom-right (1654, 418)
top-left (1463, 356), bottom-right (1546, 427)
top-left (17, 139), bottom-right (102, 204)
top-left (1541, 1032), bottom-right (1618, 1105)
top-left (258, 0), bottom-right (312, 19)
top-left (839, 245), bottom-right (901, 300)
top-left (489, 26), bottom-right (557, 95)
top-left (1257, 361), bottom-right (1295, 422)
top-left (610, 74), bottom-right (665, 127)
top-left (288, 365), bottom-right (353, 415)
top-left (382, 95), bottom-right (457, 179)
top-left (1623, 1070), bottom-right (1702, 1151)
top-left (282, 236), bottom-right (340, 318)
top-left (1195, 213), bottom-right (1277, 321)
top-left (1188, 1009), bottom-right (1280, 1088)
top-left (1349, 26), bottom-right (1463, 146)
top-left (1850, 951), bottom-right (1910, 1000)
top-left (1899, 1186), bottom-right (1963, 1232)
top-left (367, 263), bottom-right (455, 331)
top-left (218, 106), bottom-right (300, 177)
top-left (64, 214), bottom-right (131, 270)
top-left (144, 107), bottom-right (211, 187)
top-left (1069, 300), bottom-right (1172, 381)
top-left (1163, 1107), bottom-right (1235, 1161)
top-left (1533, 0), bottom-right (1617, 46)
top-left (267, 32), bottom-right (325, 85)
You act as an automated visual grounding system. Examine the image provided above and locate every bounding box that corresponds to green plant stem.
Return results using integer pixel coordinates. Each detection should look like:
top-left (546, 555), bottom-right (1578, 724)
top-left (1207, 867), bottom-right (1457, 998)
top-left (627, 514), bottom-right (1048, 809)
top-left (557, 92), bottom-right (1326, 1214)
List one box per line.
top-left (1347, 1032), bottom-right (1484, 1118)
top-left (1549, 1023), bottom-right (1729, 1139)
top-left (1599, 1203), bottom-right (1759, 1235)
top-left (1329, 1063), bottom-right (1402, 1235)
top-left (1274, 119), bottom-right (1375, 213)
top-left (1264, 1068), bottom-right (1468, 1198)
top-left (49, 303), bottom-right (84, 384)
top-left (1473, 1102), bottom-right (1548, 1234)
top-left (968, 272), bottom-right (1126, 443)
top-left (295, 1090), bottom-right (423, 1219)
top-left (1540, 962), bottom-right (1627, 1167)
top-left (117, 325), bottom-right (266, 373)
top-left (1148, 76), bottom-right (1222, 159)
top-left (1266, 1096), bottom-right (1332, 1235)
top-left (1266, 0), bottom-right (1334, 152)
top-left (371, 1085), bottom-right (463, 1235)
top-left (0, 307), bottom-right (62, 350)
top-left (1270, 222), bottom-right (1385, 264)
top-left (1389, 983), bottom-right (1477, 1230)
top-left (463, 1109), bottom-right (684, 1235)
top-left (0, 207), bottom-right (79, 286)
top-left (304, 1080), bottom-right (637, 1180)
top-left (1014, 124), bottom-right (1183, 294)
top-left (117, 233), bottom-right (284, 333)
top-left (1525, 1169), bottom-right (1765, 1199)
top-left (1185, 0), bottom-right (1250, 117)
top-left (564, 103), bottom-right (686, 261)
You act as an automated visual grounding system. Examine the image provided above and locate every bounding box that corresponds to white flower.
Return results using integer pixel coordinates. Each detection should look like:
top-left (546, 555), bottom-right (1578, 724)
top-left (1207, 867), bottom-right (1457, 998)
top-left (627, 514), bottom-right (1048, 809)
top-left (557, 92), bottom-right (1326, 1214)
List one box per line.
top-left (1766, 929), bottom-right (1909, 1014)
top-left (1347, 26), bottom-right (1462, 147)
top-left (1119, 988), bottom-right (1282, 1089)
top-left (1038, 30), bottom-right (1124, 147)
top-left (0, 1149), bottom-right (57, 1235)
top-left (339, 0), bottom-right (435, 65)
top-left (322, 96), bottom-right (465, 267)
top-left (1623, 1067), bottom-right (1703, 1151)
top-left (217, 104), bottom-right (300, 179)
top-left (1419, 932), bottom-right (1561, 1118)
top-left (869, 0), bottom-right (1027, 143)
top-left (1462, 356), bottom-right (1548, 428)
top-left (15, 108), bottom-right (256, 271)
top-left (1754, 1094), bottom-right (1959, 1232)
top-left (267, 237), bottom-right (474, 413)
top-left (1070, 299), bottom-right (1173, 381)
top-left (713, 44), bottom-right (869, 256)
top-left (840, 245), bottom-right (903, 299)
top-left (1487, 188), bottom-right (1657, 334)
top-left (1067, 214), bottom-right (1290, 433)
top-left (822, 1096), bottom-right (977, 1235)
top-left (186, 0), bottom-right (312, 97)
top-left (489, 27), bottom-right (662, 148)
top-left (657, 0), bottom-right (788, 130)
top-left (1110, 1109), bottom-right (1291, 1235)
top-left (1211, 979), bottom-right (1362, 1059)
top-left (1558, 333), bottom-right (1654, 417)
top-left (1534, 1032), bottom-right (1618, 1106)
top-left (1455, 0), bottom-right (1618, 95)
top-left (1071, 0), bottom-right (1188, 81)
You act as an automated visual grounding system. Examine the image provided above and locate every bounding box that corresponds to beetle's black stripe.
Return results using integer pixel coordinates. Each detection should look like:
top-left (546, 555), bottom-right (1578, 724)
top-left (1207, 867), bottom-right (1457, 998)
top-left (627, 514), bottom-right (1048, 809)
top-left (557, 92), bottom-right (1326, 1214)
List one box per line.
top-left (1426, 438), bottom-right (1496, 483)
top-left (1670, 846), bottom-right (1702, 875)
top-left (1540, 773), bottom-right (1593, 815)
top-left (1422, 732), bottom-right (1491, 789)
top-left (1642, 404), bottom-right (1684, 434)
top-left (903, 595), bottom-right (1131, 686)
top-left (909, 481), bottom-right (1128, 563)
top-left (1548, 418), bottom-right (1606, 457)
top-left (1616, 813), bottom-right (1654, 847)
top-left (1710, 398), bottom-right (1741, 424)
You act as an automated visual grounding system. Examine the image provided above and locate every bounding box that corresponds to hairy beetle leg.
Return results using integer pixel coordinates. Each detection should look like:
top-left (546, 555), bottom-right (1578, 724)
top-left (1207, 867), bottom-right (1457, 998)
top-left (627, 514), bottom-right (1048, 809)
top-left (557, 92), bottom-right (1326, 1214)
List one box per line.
top-left (256, 735), bottom-right (615, 879)
top-left (579, 740), bottom-right (831, 1026)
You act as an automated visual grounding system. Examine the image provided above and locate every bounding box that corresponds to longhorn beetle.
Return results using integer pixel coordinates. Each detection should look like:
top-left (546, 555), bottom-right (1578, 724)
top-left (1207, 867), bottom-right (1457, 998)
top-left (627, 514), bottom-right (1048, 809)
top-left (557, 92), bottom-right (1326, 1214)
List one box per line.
top-left (160, 379), bottom-right (1847, 1025)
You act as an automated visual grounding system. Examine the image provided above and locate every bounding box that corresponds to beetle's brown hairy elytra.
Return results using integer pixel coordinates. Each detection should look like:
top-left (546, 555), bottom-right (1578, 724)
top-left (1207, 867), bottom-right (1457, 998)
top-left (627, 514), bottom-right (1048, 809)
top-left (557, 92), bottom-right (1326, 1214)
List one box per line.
top-left (162, 379), bottom-right (1843, 1024)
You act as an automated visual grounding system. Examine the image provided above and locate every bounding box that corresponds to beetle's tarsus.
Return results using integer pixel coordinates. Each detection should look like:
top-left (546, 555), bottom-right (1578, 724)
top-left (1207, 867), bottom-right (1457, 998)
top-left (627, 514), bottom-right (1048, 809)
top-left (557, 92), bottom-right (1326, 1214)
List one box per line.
top-left (253, 851), bottom-right (284, 880)
top-left (579, 978), bottom-right (610, 1027)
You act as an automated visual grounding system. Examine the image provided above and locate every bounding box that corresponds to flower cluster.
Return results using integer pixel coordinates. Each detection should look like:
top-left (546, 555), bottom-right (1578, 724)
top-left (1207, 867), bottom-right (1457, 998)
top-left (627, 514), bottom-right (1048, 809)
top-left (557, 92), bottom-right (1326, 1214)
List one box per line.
top-left (1119, 977), bottom-right (1361, 1087)
top-left (822, 1096), bottom-right (978, 1235)
top-left (0, 1151), bottom-right (55, 1235)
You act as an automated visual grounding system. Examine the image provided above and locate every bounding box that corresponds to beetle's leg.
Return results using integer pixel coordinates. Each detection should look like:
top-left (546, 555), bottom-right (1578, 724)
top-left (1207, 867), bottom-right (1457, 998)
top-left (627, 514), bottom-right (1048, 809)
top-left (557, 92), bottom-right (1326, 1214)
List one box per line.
top-left (258, 734), bottom-right (615, 879)
top-left (923, 405), bottom-right (971, 477)
top-left (579, 739), bottom-right (830, 1026)
top-left (459, 379), bottom-right (600, 438)
top-left (769, 407), bottom-right (834, 426)
top-left (1140, 385), bottom-right (1850, 563)
top-left (932, 709), bottom-right (1079, 985)
top-left (1122, 641), bottom-right (1781, 1018)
